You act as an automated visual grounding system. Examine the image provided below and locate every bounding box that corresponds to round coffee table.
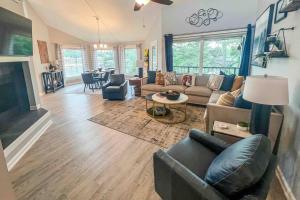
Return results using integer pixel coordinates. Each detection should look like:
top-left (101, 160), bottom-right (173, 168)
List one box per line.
top-left (150, 93), bottom-right (189, 124)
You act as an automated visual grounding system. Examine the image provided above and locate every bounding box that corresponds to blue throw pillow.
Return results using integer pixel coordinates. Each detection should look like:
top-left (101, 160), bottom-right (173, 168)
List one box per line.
top-left (205, 134), bottom-right (272, 196)
top-left (234, 94), bottom-right (252, 109)
top-left (147, 71), bottom-right (156, 84)
top-left (220, 71), bottom-right (235, 91)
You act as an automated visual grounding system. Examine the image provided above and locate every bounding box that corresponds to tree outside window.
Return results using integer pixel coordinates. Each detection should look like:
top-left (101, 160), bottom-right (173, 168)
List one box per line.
top-left (124, 48), bottom-right (137, 76)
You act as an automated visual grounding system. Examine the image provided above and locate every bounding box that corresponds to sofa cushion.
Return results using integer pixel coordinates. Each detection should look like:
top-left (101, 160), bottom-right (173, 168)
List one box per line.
top-left (167, 136), bottom-right (217, 178)
top-left (231, 76), bottom-right (244, 91)
top-left (195, 74), bottom-right (210, 86)
top-left (216, 92), bottom-right (235, 107)
top-left (155, 71), bottom-right (165, 85)
top-left (234, 94), bottom-right (252, 109)
top-left (182, 74), bottom-right (196, 87)
top-left (164, 72), bottom-right (177, 86)
top-left (205, 134), bottom-right (272, 196)
top-left (209, 91), bottom-right (226, 103)
top-left (207, 74), bottom-right (224, 90)
top-left (161, 85), bottom-right (187, 93)
top-left (110, 74), bottom-right (125, 86)
top-left (184, 86), bottom-right (212, 97)
top-left (105, 86), bottom-right (121, 93)
top-left (147, 71), bottom-right (156, 84)
top-left (220, 71), bottom-right (235, 91)
top-left (141, 84), bottom-right (163, 92)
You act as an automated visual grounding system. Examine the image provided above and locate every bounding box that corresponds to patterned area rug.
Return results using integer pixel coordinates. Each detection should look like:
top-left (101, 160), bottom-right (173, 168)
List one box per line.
top-left (89, 98), bottom-right (206, 148)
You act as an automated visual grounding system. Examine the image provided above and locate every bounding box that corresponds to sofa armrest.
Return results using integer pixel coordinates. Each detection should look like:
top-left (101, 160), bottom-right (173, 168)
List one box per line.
top-left (206, 103), bottom-right (251, 134)
top-left (154, 150), bottom-right (228, 200)
top-left (189, 129), bottom-right (230, 154)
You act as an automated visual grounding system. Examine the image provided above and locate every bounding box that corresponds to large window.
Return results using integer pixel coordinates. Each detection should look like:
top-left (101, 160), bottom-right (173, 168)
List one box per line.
top-left (94, 49), bottom-right (115, 70)
top-left (173, 36), bottom-right (243, 75)
top-left (124, 48), bottom-right (137, 76)
top-left (62, 49), bottom-right (85, 78)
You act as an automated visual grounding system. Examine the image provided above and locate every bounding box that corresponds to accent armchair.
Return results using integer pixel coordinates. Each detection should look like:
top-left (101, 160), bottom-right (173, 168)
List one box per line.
top-left (102, 74), bottom-right (128, 100)
top-left (153, 129), bottom-right (277, 200)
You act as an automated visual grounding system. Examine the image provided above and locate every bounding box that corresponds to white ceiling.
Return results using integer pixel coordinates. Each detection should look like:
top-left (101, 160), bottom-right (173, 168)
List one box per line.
top-left (27, 0), bottom-right (165, 43)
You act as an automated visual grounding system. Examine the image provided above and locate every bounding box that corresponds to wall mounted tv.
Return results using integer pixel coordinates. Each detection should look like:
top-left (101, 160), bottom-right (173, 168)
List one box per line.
top-left (0, 7), bottom-right (33, 56)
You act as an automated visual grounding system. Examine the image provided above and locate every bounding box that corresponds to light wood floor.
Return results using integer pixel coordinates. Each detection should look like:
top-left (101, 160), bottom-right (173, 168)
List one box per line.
top-left (9, 84), bottom-right (286, 200)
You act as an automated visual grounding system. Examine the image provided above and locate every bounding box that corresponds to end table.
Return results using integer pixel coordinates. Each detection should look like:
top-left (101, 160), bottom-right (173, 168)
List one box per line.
top-left (129, 77), bottom-right (142, 97)
top-left (212, 121), bottom-right (252, 139)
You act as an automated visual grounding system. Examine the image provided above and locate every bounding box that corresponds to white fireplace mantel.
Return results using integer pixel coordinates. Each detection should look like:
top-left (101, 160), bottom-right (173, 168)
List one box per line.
top-left (0, 56), bottom-right (30, 63)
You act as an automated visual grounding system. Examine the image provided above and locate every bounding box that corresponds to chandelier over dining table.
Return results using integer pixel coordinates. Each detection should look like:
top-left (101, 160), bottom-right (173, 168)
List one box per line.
top-left (93, 16), bottom-right (107, 49)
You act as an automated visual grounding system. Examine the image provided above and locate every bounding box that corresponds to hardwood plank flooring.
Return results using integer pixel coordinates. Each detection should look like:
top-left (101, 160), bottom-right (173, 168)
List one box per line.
top-left (9, 84), bottom-right (286, 200)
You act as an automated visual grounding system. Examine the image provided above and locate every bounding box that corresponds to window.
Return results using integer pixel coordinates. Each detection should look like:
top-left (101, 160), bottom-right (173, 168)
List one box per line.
top-left (203, 38), bottom-right (242, 75)
top-left (124, 48), bottom-right (137, 76)
top-left (173, 41), bottom-right (201, 74)
top-left (173, 35), bottom-right (243, 75)
top-left (62, 49), bottom-right (85, 78)
top-left (94, 49), bottom-right (115, 70)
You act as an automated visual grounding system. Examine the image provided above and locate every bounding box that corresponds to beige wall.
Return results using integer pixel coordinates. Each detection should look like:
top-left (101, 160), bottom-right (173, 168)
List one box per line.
top-left (48, 27), bottom-right (87, 45)
top-left (251, 1), bottom-right (300, 199)
top-left (0, 0), bottom-right (24, 15)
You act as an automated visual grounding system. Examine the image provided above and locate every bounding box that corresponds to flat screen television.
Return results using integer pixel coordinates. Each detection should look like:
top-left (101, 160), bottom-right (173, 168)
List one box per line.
top-left (0, 7), bottom-right (33, 56)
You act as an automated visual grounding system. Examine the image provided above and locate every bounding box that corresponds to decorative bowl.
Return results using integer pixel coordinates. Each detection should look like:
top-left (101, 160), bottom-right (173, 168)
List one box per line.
top-left (166, 91), bottom-right (180, 100)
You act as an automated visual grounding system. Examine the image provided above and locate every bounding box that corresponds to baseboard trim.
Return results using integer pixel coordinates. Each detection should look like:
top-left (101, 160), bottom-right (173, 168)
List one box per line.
top-left (276, 166), bottom-right (296, 200)
top-left (4, 111), bottom-right (52, 171)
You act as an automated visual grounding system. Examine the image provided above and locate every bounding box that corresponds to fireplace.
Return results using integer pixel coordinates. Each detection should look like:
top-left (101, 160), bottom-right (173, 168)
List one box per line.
top-left (0, 61), bottom-right (48, 150)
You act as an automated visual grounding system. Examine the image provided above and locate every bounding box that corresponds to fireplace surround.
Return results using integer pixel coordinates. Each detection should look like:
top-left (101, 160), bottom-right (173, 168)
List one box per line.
top-left (0, 57), bottom-right (52, 170)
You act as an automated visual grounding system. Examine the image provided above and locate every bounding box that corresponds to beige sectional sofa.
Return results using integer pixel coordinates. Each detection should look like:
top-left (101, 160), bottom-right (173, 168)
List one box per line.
top-left (141, 74), bottom-right (284, 147)
top-left (141, 74), bottom-right (212, 105)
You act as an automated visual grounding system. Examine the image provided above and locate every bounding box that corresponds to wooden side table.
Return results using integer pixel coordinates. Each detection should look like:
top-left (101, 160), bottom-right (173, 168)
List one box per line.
top-left (212, 121), bottom-right (252, 139)
top-left (129, 78), bottom-right (142, 97)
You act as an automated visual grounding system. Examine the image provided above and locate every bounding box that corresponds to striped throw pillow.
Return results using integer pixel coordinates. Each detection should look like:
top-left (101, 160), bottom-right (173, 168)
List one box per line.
top-left (216, 92), bottom-right (235, 107)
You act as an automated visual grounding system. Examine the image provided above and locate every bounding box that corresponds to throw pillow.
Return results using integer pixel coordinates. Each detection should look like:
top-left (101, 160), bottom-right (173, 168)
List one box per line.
top-left (231, 76), bottom-right (244, 91)
top-left (220, 71), bottom-right (235, 91)
top-left (205, 134), bottom-right (272, 196)
top-left (207, 74), bottom-right (224, 91)
top-left (147, 71), bottom-right (156, 84)
top-left (182, 74), bottom-right (195, 87)
top-left (231, 88), bottom-right (241, 98)
top-left (233, 94), bottom-right (252, 109)
top-left (216, 92), bottom-right (235, 107)
top-left (164, 72), bottom-right (177, 86)
top-left (155, 71), bottom-right (165, 85)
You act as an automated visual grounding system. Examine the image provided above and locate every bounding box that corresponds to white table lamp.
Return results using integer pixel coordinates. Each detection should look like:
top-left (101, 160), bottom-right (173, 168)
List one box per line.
top-left (243, 75), bottom-right (289, 136)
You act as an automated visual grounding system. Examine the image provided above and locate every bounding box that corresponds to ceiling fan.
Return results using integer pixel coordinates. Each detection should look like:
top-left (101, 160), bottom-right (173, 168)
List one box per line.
top-left (134, 0), bottom-right (173, 11)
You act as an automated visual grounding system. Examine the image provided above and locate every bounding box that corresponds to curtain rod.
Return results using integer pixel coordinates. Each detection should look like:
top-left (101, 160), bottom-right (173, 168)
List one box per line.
top-left (171, 26), bottom-right (253, 38)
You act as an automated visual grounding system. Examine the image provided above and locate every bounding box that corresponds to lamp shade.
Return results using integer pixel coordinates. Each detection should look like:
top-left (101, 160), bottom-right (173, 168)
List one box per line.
top-left (243, 75), bottom-right (289, 105)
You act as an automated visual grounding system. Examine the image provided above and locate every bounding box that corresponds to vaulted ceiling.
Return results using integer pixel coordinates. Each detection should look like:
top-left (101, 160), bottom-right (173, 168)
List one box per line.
top-left (27, 0), bottom-right (165, 43)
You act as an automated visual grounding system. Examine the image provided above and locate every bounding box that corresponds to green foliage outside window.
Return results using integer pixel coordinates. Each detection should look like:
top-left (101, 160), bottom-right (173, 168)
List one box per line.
top-left (94, 50), bottom-right (115, 69)
top-left (125, 48), bottom-right (137, 76)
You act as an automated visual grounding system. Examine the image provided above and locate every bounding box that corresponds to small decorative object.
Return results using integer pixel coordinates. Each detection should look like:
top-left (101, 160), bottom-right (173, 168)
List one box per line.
top-left (49, 64), bottom-right (57, 72)
top-left (265, 27), bottom-right (294, 58)
top-left (252, 4), bottom-right (275, 68)
top-left (37, 40), bottom-right (49, 64)
top-left (166, 91), bottom-right (180, 100)
top-left (275, 0), bottom-right (288, 23)
top-left (185, 8), bottom-right (223, 27)
top-left (219, 123), bottom-right (229, 130)
top-left (237, 122), bottom-right (249, 131)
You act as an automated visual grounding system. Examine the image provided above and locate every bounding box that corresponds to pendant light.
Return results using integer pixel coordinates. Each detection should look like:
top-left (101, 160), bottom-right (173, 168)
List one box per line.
top-left (94, 16), bottom-right (107, 49)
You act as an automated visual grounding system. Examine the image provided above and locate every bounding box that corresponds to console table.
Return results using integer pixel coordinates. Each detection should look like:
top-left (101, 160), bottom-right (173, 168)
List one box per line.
top-left (42, 71), bottom-right (64, 93)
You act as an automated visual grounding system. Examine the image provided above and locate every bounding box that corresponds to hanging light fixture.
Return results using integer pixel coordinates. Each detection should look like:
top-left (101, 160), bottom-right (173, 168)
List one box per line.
top-left (136, 0), bottom-right (151, 5)
top-left (94, 16), bottom-right (107, 49)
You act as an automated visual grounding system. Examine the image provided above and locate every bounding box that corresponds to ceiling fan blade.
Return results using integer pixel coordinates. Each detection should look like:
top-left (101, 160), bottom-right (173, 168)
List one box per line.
top-left (151, 0), bottom-right (173, 5)
top-left (134, 2), bottom-right (144, 11)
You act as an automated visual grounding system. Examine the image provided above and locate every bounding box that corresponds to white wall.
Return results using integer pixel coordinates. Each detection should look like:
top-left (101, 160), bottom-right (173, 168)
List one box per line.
top-left (144, 9), bottom-right (163, 71)
top-left (23, 1), bottom-right (54, 95)
top-left (251, 1), bottom-right (300, 199)
top-left (144, 0), bottom-right (258, 71)
top-left (0, 0), bottom-right (24, 15)
top-left (162, 0), bottom-right (257, 35)
top-left (48, 27), bottom-right (88, 45)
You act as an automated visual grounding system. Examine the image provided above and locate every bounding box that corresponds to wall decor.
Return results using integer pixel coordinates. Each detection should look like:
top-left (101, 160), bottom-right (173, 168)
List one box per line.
top-left (275, 0), bottom-right (288, 23)
top-left (37, 40), bottom-right (49, 64)
top-left (251, 4), bottom-right (275, 68)
top-left (185, 8), bottom-right (223, 27)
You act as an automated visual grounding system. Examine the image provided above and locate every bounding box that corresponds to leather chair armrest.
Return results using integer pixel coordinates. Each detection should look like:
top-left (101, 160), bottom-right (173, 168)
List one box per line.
top-left (102, 82), bottom-right (111, 91)
top-left (189, 129), bottom-right (230, 154)
top-left (154, 150), bottom-right (228, 200)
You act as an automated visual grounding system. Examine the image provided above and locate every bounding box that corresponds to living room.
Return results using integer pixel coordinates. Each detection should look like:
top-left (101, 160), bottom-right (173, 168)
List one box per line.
top-left (0, 0), bottom-right (299, 200)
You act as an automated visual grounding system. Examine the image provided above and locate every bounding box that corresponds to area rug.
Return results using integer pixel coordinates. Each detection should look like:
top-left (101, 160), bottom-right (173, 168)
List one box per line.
top-left (89, 98), bottom-right (206, 148)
